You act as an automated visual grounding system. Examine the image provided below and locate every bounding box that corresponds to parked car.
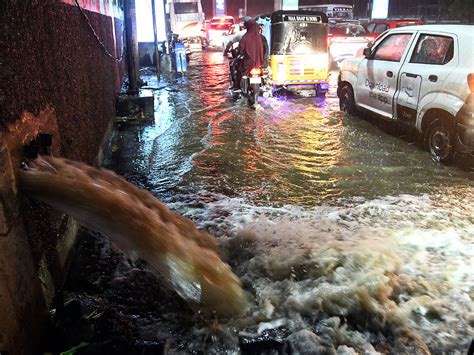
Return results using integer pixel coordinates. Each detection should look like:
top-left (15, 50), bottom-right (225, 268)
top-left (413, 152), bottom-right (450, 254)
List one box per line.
top-left (365, 19), bottom-right (425, 35)
top-left (202, 16), bottom-right (235, 49)
top-left (328, 22), bottom-right (376, 67)
top-left (337, 25), bottom-right (474, 162)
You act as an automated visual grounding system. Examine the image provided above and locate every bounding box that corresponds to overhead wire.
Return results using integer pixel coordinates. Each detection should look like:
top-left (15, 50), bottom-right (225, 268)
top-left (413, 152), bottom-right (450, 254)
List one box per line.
top-left (74, 0), bottom-right (125, 62)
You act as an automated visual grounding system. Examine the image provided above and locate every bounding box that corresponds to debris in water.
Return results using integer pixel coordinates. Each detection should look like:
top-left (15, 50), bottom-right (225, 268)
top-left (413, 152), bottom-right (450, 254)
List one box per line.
top-left (19, 155), bottom-right (248, 317)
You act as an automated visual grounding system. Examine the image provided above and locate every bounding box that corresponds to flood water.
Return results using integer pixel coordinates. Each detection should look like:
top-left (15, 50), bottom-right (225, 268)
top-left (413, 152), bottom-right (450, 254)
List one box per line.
top-left (56, 52), bottom-right (473, 354)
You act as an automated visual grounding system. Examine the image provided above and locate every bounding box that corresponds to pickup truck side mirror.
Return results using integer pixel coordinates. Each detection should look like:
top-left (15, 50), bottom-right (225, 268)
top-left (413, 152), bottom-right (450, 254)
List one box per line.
top-left (363, 45), bottom-right (372, 58)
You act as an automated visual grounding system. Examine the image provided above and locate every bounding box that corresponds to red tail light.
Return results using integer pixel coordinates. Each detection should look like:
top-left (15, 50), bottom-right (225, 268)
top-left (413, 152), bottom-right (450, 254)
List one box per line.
top-left (468, 73), bottom-right (474, 93)
top-left (250, 68), bottom-right (262, 76)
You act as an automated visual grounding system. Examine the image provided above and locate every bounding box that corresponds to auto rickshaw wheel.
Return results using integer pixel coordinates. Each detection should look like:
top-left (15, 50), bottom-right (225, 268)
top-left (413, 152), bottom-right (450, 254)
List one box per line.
top-left (425, 118), bottom-right (455, 163)
top-left (339, 85), bottom-right (357, 115)
top-left (271, 86), bottom-right (284, 97)
top-left (315, 85), bottom-right (327, 97)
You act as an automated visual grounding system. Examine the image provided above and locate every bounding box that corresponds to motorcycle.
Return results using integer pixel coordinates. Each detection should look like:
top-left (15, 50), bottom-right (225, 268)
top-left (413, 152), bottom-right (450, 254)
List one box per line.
top-left (241, 67), bottom-right (263, 106)
top-left (230, 54), bottom-right (266, 107)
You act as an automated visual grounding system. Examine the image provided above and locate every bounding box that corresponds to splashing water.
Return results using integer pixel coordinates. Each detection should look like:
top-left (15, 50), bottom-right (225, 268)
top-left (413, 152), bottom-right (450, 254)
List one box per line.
top-left (173, 193), bottom-right (473, 353)
top-left (18, 155), bottom-right (248, 317)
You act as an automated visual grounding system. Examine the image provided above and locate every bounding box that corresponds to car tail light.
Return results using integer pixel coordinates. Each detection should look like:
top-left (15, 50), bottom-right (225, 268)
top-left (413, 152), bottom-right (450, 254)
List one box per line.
top-left (250, 68), bottom-right (262, 76)
top-left (468, 73), bottom-right (474, 93)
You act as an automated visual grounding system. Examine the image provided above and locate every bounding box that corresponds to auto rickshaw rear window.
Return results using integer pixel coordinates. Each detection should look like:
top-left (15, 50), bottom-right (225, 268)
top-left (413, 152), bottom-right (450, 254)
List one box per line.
top-left (269, 11), bottom-right (329, 56)
top-left (271, 22), bottom-right (328, 55)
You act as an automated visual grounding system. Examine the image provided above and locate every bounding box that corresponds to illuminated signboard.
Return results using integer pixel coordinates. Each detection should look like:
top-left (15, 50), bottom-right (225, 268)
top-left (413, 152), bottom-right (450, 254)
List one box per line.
top-left (282, 15), bottom-right (322, 22)
top-left (371, 0), bottom-right (389, 19)
top-left (282, 0), bottom-right (299, 10)
top-left (136, 0), bottom-right (167, 42)
top-left (215, 0), bottom-right (225, 15)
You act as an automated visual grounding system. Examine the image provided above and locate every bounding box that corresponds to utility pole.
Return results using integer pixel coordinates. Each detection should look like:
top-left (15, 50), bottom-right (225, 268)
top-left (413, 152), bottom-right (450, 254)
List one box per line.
top-left (151, 0), bottom-right (161, 82)
top-left (124, 0), bottom-right (139, 94)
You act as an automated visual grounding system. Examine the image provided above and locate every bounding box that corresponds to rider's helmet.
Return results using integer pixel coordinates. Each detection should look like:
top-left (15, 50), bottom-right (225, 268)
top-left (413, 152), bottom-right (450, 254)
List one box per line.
top-left (243, 16), bottom-right (253, 28)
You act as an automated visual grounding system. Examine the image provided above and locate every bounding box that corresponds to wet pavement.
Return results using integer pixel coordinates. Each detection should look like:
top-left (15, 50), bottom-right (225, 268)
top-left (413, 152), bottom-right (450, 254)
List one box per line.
top-left (49, 51), bottom-right (474, 354)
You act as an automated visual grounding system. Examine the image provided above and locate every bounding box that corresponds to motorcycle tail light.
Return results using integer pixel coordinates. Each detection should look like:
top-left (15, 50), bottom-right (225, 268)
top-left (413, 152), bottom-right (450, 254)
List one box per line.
top-left (250, 68), bottom-right (262, 76)
top-left (468, 73), bottom-right (474, 93)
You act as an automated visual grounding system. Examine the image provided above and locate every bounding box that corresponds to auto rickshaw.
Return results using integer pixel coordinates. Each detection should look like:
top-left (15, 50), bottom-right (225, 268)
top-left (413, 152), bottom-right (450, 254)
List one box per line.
top-left (265, 10), bottom-right (330, 95)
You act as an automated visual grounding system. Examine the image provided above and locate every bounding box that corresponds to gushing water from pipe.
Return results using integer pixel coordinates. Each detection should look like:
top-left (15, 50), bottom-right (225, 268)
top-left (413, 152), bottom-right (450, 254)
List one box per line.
top-left (18, 155), bottom-right (248, 317)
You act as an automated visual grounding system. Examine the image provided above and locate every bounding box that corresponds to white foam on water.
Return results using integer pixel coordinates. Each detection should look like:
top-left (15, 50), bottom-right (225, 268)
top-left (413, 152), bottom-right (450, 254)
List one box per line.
top-left (170, 191), bottom-right (474, 353)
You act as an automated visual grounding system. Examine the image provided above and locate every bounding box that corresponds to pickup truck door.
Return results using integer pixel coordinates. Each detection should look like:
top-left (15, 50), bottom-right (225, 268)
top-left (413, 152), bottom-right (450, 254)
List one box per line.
top-left (395, 33), bottom-right (457, 127)
top-left (355, 32), bottom-right (415, 119)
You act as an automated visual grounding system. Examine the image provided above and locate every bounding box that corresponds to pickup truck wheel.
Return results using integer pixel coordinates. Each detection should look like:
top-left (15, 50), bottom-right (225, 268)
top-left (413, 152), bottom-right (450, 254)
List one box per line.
top-left (425, 119), bottom-right (455, 163)
top-left (339, 85), bottom-right (357, 115)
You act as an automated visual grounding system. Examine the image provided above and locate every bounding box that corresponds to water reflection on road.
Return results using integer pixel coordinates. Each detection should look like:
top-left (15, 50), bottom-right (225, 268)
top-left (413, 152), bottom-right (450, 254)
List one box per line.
top-left (104, 51), bottom-right (474, 353)
top-left (112, 52), bottom-right (473, 207)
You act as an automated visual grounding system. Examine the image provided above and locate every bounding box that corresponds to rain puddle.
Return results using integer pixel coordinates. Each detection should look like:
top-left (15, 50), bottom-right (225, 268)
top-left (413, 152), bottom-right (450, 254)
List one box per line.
top-left (38, 52), bottom-right (473, 353)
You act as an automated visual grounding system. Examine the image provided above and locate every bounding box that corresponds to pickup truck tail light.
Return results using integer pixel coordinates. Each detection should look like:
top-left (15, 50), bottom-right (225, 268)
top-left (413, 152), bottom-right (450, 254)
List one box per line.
top-left (468, 73), bottom-right (474, 93)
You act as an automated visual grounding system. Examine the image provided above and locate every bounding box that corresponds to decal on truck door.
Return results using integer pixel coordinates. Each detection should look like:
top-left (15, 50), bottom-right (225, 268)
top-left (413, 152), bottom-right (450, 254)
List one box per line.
top-left (366, 79), bottom-right (391, 105)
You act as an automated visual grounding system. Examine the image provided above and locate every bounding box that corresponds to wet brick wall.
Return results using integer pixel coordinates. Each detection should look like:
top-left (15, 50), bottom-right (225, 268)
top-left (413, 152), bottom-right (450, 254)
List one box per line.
top-left (0, 1), bottom-right (124, 163)
top-left (0, 1), bottom-right (125, 353)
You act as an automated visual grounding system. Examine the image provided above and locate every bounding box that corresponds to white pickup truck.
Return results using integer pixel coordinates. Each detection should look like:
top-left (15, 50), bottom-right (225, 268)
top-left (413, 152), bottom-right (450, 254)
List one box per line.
top-left (337, 25), bottom-right (474, 162)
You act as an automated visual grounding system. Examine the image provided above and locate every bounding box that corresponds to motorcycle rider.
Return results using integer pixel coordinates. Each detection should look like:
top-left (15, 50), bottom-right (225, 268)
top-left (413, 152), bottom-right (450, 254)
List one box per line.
top-left (239, 19), bottom-right (265, 75)
top-left (230, 19), bottom-right (268, 90)
top-left (223, 16), bottom-right (252, 58)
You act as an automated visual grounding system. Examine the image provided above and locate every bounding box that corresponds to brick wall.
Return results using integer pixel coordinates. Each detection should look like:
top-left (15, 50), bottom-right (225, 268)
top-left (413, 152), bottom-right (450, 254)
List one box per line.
top-left (0, 1), bottom-right (124, 353)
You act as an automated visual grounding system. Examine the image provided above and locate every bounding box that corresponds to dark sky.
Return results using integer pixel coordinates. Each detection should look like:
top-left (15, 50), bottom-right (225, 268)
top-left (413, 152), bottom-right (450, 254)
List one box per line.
top-left (200, 0), bottom-right (455, 21)
top-left (201, 0), bottom-right (358, 19)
